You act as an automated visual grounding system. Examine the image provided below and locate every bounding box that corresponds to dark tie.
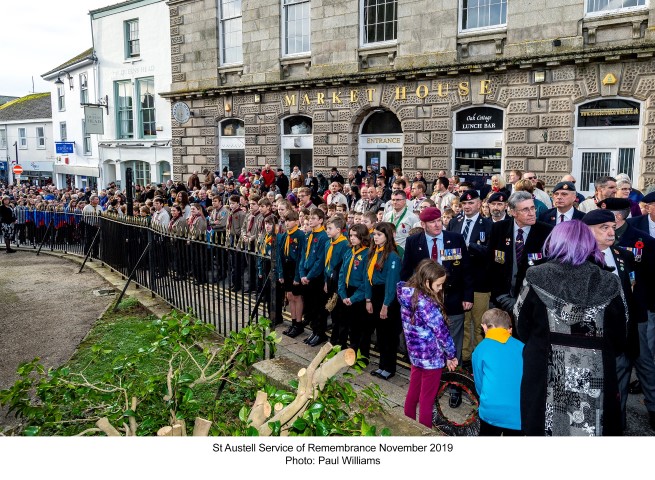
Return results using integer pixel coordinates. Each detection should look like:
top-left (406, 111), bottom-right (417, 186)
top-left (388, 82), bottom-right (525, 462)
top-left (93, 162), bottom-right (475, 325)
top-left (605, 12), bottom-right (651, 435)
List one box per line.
top-left (559, 214), bottom-right (565, 224)
top-left (431, 238), bottom-right (439, 261)
top-left (515, 228), bottom-right (524, 262)
top-left (462, 218), bottom-right (472, 242)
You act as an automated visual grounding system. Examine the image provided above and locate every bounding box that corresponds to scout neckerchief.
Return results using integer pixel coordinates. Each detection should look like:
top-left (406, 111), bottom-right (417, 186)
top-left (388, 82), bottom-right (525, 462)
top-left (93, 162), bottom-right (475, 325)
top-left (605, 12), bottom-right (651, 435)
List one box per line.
top-left (346, 246), bottom-right (367, 286)
top-left (285, 226), bottom-right (299, 256)
top-left (367, 246), bottom-right (384, 283)
top-left (305, 226), bottom-right (325, 259)
top-left (325, 234), bottom-right (347, 267)
top-left (261, 233), bottom-right (272, 254)
top-left (390, 206), bottom-right (408, 230)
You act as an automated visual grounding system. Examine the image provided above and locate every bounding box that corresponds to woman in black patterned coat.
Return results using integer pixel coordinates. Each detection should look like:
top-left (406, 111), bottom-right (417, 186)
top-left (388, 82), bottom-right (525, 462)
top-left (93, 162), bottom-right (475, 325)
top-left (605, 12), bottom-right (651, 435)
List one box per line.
top-left (514, 220), bottom-right (627, 436)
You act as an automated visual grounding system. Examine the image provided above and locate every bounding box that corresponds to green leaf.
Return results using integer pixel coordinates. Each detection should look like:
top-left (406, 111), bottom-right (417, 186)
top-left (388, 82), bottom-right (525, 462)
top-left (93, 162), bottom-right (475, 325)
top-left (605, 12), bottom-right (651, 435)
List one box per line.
top-left (292, 417), bottom-right (307, 431)
top-left (178, 373), bottom-right (195, 384)
top-left (123, 409), bottom-right (136, 417)
top-left (181, 327), bottom-right (190, 336)
top-left (24, 426), bottom-right (40, 436)
top-left (307, 402), bottom-right (325, 415)
top-left (238, 406), bottom-right (248, 423)
top-left (314, 420), bottom-right (329, 436)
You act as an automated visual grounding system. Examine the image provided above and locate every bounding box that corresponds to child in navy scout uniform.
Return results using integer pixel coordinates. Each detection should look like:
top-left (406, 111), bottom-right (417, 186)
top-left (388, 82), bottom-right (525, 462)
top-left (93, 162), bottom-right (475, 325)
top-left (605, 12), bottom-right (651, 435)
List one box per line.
top-left (323, 215), bottom-right (350, 348)
top-left (257, 215), bottom-right (277, 317)
top-left (298, 209), bottom-right (329, 344)
top-left (338, 223), bottom-right (371, 359)
top-left (472, 308), bottom-right (524, 436)
top-left (278, 211), bottom-right (305, 336)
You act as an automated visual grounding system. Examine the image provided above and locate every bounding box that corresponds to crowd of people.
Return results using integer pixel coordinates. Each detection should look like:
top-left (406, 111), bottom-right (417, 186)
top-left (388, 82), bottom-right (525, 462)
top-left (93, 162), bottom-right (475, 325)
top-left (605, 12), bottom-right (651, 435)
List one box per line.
top-left (2, 163), bottom-right (655, 436)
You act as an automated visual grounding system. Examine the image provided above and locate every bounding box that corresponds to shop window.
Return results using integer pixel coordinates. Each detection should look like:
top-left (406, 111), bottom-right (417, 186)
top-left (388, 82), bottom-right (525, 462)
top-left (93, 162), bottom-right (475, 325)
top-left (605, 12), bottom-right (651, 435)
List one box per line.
top-left (283, 116), bottom-right (312, 135)
top-left (125, 160), bottom-right (150, 186)
top-left (460, 0), bottom-right (507, 31)
top-left (283, 0), bottom-right (311, 55)
top-left (361, 110), bottom-right (401, 134)
top-left (220, 0), bottom-right (243, 64)
top-left (361, 0), bottom-right (397, 45)
top-left (125, 19), bottom-right (140, 58)
top-left (586, 0), bottom-right (646, 15)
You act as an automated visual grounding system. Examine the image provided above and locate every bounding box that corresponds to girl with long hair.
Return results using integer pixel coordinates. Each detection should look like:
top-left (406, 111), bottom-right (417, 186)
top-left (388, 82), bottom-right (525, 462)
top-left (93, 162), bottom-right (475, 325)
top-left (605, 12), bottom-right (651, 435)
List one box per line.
top-left (176, 191), bottom-right (191, 219)
top-left (364, 221), bottom-right (402, 380)
top-left (397, 259), bottom-right (458, 427)
top-left (338, 223), bottom-right (371, 356)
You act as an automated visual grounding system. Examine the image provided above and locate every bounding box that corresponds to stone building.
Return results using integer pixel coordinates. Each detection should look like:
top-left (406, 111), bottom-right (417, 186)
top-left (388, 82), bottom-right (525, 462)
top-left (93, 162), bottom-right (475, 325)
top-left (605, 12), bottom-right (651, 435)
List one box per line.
top-left (163, 0), bottom-right (655, 194)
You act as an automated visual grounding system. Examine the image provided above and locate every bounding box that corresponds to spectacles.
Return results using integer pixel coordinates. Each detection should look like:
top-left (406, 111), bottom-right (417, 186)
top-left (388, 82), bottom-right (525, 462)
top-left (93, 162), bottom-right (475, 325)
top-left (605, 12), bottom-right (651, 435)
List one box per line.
top-left (525, 176), bottom-right (536, 180)
top-left (515, 206), bottom-right (536, 214)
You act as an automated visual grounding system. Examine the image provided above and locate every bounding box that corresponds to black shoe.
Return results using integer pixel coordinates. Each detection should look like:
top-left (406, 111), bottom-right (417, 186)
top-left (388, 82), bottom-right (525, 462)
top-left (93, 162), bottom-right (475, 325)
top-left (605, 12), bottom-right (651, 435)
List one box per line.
top-left (449, 391), bottom-right (462, 409)
top-left (287, 325), bottom-right (304, 338)
top-left (308, 335), bottom-right (328, 347)
top-left (6, 248), bottom-right (16, 254)
top-left (378, 370), bottom-right (395, 381)
top-left (282, 323), bottom-right (295, 335)
top-left (304, 334), bottom-right (317, 344)
top-left (300, 318), bottom-right (310, 327)
top-left (629, 380), bottom-right (643, 395)
top-left (371, 368), bottom-right (383, 377)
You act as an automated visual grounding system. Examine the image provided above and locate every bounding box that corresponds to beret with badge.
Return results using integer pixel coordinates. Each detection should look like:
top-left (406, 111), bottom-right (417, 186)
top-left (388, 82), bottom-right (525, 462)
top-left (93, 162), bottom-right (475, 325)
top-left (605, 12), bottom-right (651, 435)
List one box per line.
top-left (419, 207), bottom-right (441, 222)
top-left (488, 192), bottom-right (507, 203)
top-left (459, 190), bottom-right (480, 202)
top-left (552, 181), bottom-right (576, 193)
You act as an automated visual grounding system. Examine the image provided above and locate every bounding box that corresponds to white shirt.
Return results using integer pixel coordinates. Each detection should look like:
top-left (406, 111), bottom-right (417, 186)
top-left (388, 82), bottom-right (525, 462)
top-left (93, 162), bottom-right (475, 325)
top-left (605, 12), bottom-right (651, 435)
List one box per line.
top-left (152, 208), bottom-right (170, 227)
top-left (327, 192), bottom-right (348, 208)
top-left (383, 207), bottom-right (419, 248)
top-left (431, 191), bottom-right (456, 212)
top-left (513, 222), bottom-right (531, 243)
top-left (461, 212), bottom-right (480, 245)
top-left (533, 188), bottom-right (552, 208)
top-left (649, 216), bottom-right (655, 238)
top-left (556, 207), bottom-right (575, 224)
top-left (603, 247), bottom-right (619, 277)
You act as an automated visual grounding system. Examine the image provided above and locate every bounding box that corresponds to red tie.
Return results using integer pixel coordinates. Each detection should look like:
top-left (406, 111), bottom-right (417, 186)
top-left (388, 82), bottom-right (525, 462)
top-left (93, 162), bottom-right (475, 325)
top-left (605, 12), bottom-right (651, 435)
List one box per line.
top-left (431, 238), bottom-right (439, 261)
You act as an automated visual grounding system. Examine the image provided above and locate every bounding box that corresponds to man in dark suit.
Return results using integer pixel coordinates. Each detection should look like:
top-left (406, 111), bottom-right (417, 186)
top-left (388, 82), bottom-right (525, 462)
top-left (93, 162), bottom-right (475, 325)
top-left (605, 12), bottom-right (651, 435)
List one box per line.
top-left (447, 190), bottom-right (492, 366)
top-left (401, 207), bottom-right (474, 407)
top-left (627, 191), bottom-right (655, 238)
top-left (583, 208), bottom-right (647, 431)
top-left (600, 197), bottom-right (655, 430)
top-left (539, 181), bottom-right (585, 226)
top-left (488, 191), bottom-right (553, 314)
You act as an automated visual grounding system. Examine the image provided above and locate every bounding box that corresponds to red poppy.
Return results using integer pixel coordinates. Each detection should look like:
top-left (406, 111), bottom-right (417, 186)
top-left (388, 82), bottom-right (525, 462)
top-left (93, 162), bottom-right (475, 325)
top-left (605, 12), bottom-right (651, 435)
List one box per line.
top-left (635, 241), bottom-right (644, 249)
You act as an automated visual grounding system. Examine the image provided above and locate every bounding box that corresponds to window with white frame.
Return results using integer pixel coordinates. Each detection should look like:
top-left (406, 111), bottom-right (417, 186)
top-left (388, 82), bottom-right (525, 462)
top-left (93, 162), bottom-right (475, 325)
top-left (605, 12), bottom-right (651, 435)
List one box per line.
top-left (115, 80), bottom-right (134, 139)
top-left (460, 0), bottom-right (507, 31)
top-left (0, 129), bottom-right (6, 149)
top-left (57, 84), bottom-right (65, 111)
top-left (220, 0), bottom-right (243, 64)
top-left (137, 77), bottom-right (156, 138)
top-left (82, 120), bottom-right (92, 155)
top-left (126, 160), bottom-right (150, 185)
top-left (36, 127), bottom-right (45, 149)
top-left (283, 0), bottom-right (311, 55)
top-left (586, 0), bottom-right (647, 15)
top-left (60, 122), bottom-right (67, 141)
top-left (18, 128), bottom-right (27, 149)
top-left (362, 0), bottom-right (397, 45)
top-left (125, 19), bottom-right (140, 58)
top-left (80, 73), bottom-right (89, 104)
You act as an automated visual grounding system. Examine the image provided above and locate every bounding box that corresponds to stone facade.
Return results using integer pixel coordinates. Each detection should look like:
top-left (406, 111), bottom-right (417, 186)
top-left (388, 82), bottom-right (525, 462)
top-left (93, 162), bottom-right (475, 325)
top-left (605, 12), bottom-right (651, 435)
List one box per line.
top-left (164, 0), bottom-right (655, 190)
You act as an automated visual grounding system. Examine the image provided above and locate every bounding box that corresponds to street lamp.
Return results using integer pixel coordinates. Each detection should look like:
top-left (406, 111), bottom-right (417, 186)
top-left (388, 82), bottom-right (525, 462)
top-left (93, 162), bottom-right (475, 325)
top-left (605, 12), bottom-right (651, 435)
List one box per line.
top-left (54, 70), bottom-right (74, 90)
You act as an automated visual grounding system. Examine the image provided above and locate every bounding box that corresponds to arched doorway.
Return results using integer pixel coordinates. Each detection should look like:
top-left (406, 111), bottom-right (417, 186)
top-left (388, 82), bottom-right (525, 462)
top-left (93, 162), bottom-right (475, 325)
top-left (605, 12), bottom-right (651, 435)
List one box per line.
top-left (219, 119), bottom-right (245, 175)
top-left (281, 115), bottom-right (313, 174)
top-left (573, 98), bottom-right (642, 196)
top-left (358, 109), bottom-right (403, 174)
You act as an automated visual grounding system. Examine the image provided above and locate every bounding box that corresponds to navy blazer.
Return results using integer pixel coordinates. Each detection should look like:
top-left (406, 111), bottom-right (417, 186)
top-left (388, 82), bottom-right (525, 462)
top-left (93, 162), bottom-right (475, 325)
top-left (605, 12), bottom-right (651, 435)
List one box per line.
top-left (627, 215), bottom-right (652, 237)
top-left (400, 231), bottom-right (474, 315)
top-left (538, 207), bottom-right (585, 226)
top-left (487, 219), bottom-right (553, 300)
top-left (617, 224), bottom-right (655, 312)
top-left (609, 247), bottom-right (638, 358)
top-left (447, 214), bottom-right (493, 292)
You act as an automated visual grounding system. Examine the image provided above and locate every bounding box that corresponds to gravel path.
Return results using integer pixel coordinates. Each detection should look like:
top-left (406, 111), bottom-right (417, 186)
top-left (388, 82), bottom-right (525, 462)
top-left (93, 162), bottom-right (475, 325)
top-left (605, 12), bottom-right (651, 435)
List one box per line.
top-left (0, 250), bottom-right (113, 430)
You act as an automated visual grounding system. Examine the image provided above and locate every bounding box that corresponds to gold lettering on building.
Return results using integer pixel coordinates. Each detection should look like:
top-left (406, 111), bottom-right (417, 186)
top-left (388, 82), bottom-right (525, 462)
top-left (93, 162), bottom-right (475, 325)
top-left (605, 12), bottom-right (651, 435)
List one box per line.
top-left (437, 83), bottom-right (449, 97)
top-left (350, 90), bottom-right (358, 103)
top-left (284, 94), bottom-right (296, 106)
top-left (317, 92), bottom-right (325, 104)
top-left (479, 80), bottom-right (491, 95)
top-left (416, 85), bottom-right (429, 99)
top-left (367, 137), bottom-right (401, 144)
top-left (458, 82), bottom-right (470, 97)
top-left (396, 87), bottom-right (407, 100)
top-left (302, 94), bottom-right (311, 105)
top-left (367, 88), bottom-right (376, 102)
top-left (332, 92), bottom-right (342, 104)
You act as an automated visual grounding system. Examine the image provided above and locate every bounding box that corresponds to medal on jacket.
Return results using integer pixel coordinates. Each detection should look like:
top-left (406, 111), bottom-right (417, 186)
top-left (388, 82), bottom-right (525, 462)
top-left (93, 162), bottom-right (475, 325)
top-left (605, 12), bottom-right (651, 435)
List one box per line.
top-left (479, 231), bottom-right (485, 243)
top-left (505, 237), bottom-right (511, 246)
top-left (527, 253), bottom-right (543, 266)
top-left (495, 250), bottom-right (505, 264)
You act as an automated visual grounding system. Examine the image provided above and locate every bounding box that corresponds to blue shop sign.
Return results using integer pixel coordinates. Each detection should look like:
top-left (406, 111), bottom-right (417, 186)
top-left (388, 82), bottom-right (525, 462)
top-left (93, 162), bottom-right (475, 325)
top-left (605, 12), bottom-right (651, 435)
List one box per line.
top-left (55, 142), bottom-right (75, 154)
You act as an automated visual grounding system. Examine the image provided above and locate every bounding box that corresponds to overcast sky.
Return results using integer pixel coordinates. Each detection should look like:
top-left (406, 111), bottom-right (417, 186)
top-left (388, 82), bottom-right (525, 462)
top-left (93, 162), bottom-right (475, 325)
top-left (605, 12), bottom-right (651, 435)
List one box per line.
top-left (0, 0), bottom-right (111, 98)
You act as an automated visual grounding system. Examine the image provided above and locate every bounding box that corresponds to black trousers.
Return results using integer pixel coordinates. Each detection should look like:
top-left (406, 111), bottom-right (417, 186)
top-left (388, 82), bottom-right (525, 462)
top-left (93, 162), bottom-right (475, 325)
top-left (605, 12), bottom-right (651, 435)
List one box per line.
top-left (370, 284), bottom-right (401, 374)
top-left (305, 277), bottom-right (327, 336)
top-left (343, 285), bottom-right (368, 355)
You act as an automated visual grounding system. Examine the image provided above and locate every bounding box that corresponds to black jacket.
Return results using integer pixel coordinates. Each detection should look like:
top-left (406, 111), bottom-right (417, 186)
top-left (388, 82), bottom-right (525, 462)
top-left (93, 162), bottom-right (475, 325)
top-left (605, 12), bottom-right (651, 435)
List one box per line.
top-left (487, 219), bottom-right (553, 300)
top-left (447, 214), bottom-right (492, 292)
top-left (277, 174), bottom-right (289, 197)
top-left (400, 231), bottom-right (474, 315)
top-left (616, 223), bottom-right (655, 312)
top-left (627, 215), bottom-right (652, 235)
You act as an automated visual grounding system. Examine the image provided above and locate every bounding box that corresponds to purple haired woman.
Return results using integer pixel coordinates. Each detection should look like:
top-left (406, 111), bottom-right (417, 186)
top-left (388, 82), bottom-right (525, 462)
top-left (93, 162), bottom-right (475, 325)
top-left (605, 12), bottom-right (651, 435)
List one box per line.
top-left (513, 220), bottom-right (627, 436)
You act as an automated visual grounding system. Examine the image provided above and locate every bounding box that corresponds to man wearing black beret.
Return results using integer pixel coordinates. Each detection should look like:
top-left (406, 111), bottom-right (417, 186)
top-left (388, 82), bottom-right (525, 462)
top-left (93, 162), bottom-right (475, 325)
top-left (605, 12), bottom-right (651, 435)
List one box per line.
top-left (539, 181), bottom-right (585, 226)
top-left (487, 192), bottom-right (508, 223)
top-left (627, 191), bottom-right (655, 238)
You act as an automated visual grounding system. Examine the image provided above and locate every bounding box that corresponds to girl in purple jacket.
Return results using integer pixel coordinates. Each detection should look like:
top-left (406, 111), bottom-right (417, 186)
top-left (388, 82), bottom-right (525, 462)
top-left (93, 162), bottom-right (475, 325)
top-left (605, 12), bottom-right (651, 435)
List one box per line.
top-left (397, 259), bottom-right (458, 428)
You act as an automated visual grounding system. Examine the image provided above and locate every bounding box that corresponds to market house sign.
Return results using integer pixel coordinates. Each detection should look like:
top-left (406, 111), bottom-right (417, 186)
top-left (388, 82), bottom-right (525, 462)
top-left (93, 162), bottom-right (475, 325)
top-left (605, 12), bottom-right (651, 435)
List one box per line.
top-left (577, 99), bottom-right (640, 127)
top-left (283, 80), bottom-right (494, 106)
top-left (456, 107), bottom-right (504, 131)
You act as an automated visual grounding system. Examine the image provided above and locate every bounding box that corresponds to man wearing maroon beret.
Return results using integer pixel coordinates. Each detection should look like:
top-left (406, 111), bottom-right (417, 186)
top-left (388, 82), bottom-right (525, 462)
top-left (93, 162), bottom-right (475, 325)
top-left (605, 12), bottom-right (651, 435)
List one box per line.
top-left (401, 207), bottom-right (474, 408)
